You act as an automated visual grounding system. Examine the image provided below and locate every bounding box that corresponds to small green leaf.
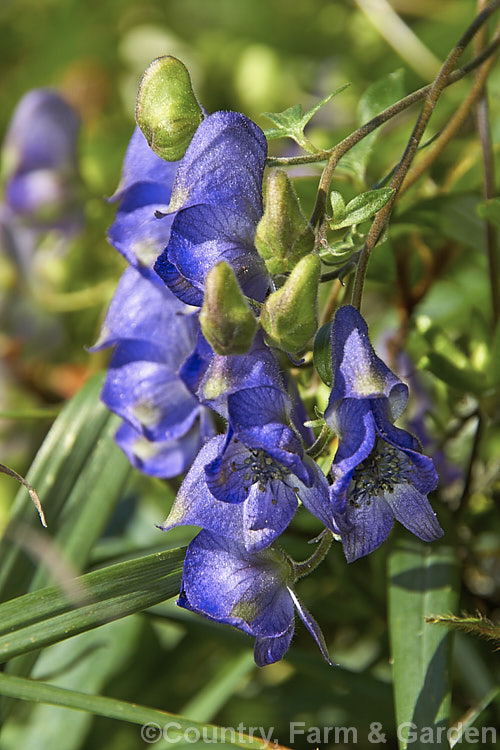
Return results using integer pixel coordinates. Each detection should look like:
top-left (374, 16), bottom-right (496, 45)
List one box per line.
top-left (389, 542), bottom-right (459, 750)
top-left (313, 321), bottom-right (333, 387)
top-left (263, 85), bottom-right (350, 152)
top-left (329, 188), bottom-right (394, 230)
top-left (329, 191), bottom-right (346, 225)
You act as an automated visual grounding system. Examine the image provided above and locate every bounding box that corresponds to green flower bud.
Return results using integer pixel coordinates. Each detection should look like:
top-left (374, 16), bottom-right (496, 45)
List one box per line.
top-left (260, 254), bottom-right (321, 352)
top-left (136, 56), bottom-right (203, 161)
top-left (254, 169), bottom-right (314, 275)
top-left (200, 262), bottom-right (257, 355)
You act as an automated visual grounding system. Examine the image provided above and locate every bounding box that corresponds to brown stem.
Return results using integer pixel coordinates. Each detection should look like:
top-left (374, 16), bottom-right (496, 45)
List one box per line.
top-left (351, 0), bottom-right (500, 311)
top-left (268, 36), bottom-right (500, 170)
top-left (399, 25), bottom-right (500, 194)
top-left (475, 1), bottom-right (500, 325)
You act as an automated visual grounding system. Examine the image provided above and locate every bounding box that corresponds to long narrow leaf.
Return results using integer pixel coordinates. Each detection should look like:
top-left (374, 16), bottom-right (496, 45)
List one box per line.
top-left (389, 541), bottom-right (459, 750)
top-left (0, 672), bottom-right (291, 750)
top-left (0, 374), bottom-right (111, 601)
top-left (0, 547), bottom-right (185, 663)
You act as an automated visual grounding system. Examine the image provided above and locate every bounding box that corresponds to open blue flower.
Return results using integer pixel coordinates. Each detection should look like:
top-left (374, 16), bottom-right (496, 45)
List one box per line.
top-left (324, 305), bottom-right (443, 562)
top-left (161, 384), bottom-right (333, 551)
top-left (179, 530), bottom-right (331, 666)
top-left (154, 111), bottom-right (269, 306)
top-left (92, 264), bottom-right (213, 478)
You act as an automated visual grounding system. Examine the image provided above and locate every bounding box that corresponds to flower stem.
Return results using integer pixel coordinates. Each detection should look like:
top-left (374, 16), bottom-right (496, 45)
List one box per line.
top-left (292, 529), bottom-right (334, 581)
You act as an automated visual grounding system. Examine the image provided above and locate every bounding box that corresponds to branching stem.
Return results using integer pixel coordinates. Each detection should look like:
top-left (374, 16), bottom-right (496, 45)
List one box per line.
top-left (351, 0), bottom-right (500, 311)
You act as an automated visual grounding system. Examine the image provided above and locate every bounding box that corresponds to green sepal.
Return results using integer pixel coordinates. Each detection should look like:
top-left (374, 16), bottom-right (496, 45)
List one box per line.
top-left (199, 262), bottom-right (257, 355)
top-left (136, 56), bottom-right (203, 161)
top-left (260, 254), bottom-right (321, 352)
top-left (255, 169), bottom-right (314, 274)
top-left (313, 320), bottom-right (334, 387)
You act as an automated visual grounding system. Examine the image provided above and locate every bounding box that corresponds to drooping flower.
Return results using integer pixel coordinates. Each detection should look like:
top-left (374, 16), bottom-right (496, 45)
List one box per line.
top-left (2, 89), bottom-right (82, 233)
top-left (324, 305), bottom-right (443, 562)
top-left (92, 264), bottom-right (213, 478)
top-left (154, 111), bottom-right (270, 306)
top-left (161, 383), bottom-right (333, 551)
top-left (178, 529), bottom-right (331, 666)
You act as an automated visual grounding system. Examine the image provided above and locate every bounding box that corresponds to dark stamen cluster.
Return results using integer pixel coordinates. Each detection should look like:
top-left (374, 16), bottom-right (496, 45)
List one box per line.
top-left (348, 441), bottom-right (410, 507)
top-left (231, 447), bottom-right (286, 493)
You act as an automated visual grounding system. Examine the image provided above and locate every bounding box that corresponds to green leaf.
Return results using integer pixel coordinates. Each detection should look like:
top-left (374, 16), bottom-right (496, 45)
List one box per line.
top-left (329, 188), bottom-right (394, 229)
top-left (0, 547), bottom-right (185, 663)
top-left (263, 85), bottom-right (350, 151)
top-left (341, 69), bottom-right (406, 182)
top-left (0, 373), bottom-right (130, 603)
top-left (329, 191), bottom-right (346, 225)
top-left (313, 321), bottom-right (333, 387)
top-left (389, 542), bottom-right (459, 750)
top-left (1, 618), bottom-right (144, 750)
top-left (0, 672), bottom-right (289, 750)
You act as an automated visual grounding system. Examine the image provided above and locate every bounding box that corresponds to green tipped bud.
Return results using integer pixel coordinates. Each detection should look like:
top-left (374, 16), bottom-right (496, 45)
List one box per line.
top-left (136, 56), bottom-right (203, 161)
top-left (260, 254), bottom-right (321, 352)
top-left (200, 262), bottom-right (257, 355)
top-left (255, 169), bottom-right (314, 275)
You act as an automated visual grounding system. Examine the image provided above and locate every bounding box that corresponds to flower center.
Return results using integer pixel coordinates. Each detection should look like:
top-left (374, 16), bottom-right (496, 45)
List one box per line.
top-left (348, 441), bottom-right (409, 507)
top-left (231, 447), bottom-right (287, 493)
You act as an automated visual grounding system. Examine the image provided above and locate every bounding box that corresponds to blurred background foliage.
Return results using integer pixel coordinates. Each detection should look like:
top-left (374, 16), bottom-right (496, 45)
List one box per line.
top-left (0, 0), bottom-right (499, 748)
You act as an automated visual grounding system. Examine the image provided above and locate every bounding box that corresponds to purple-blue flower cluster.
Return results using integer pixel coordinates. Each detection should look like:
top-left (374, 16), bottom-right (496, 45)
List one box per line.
top-left (97, 99), bottom-right (444, 666)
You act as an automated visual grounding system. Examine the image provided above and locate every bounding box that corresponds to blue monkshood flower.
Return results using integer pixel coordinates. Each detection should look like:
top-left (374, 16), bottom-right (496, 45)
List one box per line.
top-left (324, 305), bottom-right (443, 562)
top-left (92, 264), bottom-right (214, 477)
top-left (178, 529), bottom-right (332, 666)
top-left (154, 111), bottom-right (270, 306)
top-left (161, 384), bottom-right (334, 551)
top-left (1, 89), bottom-right (82, 232)
top-left (107, 125), bottom-right (179, 268)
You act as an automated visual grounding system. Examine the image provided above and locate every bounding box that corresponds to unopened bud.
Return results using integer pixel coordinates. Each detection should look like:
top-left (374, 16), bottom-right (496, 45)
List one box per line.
top-left (136, 56), bottom-right (203, 161)
top-left (255, 169), bottom-right (314, 275)
top-left (260, 254), bottom-right (320, 352)
top-left (200, 262), bottom-right (257, 355)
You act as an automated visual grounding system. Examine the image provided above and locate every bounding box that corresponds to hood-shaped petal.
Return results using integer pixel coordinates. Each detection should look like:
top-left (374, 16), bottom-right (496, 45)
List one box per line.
top-left (2, 89), bottom-right (80, 177)
top-left (107, 127), bottom-right (177, 267)
top-left (154, 111), bottom-right (269, 304)
top-left (329, 306), bottom-right (408, 417)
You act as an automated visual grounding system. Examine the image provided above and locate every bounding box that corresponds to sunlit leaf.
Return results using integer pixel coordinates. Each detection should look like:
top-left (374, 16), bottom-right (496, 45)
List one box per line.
top-left (389, 542), bottom-right (459, 750)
